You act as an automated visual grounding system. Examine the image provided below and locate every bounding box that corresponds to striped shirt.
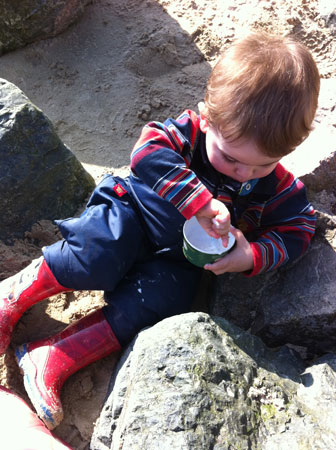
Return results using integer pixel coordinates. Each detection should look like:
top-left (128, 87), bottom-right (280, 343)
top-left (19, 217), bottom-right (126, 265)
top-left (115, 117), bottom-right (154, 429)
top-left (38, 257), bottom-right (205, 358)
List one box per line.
top-left (130, 110), bottom-right (316, 276)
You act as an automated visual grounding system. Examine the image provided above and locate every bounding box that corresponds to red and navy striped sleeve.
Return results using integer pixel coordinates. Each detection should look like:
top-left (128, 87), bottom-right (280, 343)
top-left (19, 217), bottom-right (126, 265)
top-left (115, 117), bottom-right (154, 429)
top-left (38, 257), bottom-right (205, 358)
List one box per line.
top-left (130, 110), bottom-right (213, 219)
top-left (247, 163), bottom-right (316, 276)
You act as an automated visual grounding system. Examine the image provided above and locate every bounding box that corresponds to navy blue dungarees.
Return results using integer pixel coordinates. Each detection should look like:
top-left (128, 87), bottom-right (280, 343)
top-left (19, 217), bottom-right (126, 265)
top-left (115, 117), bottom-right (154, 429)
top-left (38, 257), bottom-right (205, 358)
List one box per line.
top-left (43, 174), bottom-right (201, 346)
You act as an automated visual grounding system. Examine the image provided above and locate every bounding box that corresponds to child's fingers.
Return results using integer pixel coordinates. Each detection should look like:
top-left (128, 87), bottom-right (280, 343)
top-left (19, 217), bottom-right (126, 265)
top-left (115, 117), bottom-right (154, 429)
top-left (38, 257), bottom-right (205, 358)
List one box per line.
top-left (213, 210), bottom-right (230, 223)
top-left (212, 217), bottom-right (230, 235)
top-left (221, 234), bottom-right (229, 248)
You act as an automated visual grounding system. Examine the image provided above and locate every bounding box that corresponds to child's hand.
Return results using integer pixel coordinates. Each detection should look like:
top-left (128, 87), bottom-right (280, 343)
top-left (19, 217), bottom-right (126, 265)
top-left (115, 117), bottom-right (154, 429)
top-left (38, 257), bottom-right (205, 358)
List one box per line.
top-left (204, 226), bottom-right (254, 275)
top-left (195, 198), bottom-right (231, 247)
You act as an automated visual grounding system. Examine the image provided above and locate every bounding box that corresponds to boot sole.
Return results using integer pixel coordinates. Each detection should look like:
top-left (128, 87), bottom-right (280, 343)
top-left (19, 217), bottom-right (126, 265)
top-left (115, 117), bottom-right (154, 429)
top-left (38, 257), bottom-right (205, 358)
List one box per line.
top-left (15, 344), bottom-right (63, 430)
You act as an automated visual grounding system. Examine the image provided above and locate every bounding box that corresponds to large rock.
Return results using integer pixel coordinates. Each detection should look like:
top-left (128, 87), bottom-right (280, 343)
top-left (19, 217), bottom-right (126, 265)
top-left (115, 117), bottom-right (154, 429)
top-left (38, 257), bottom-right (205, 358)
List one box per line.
top-left (0, 0), bottom-right (91, 54)
top-left (91, 313), bottom-right (336, 449)
top-left (209, 207), bottom-right (336, 355)
top-left (250, 209), bottom-right (336, 355)
top-left (281, 123), bottom-right (336, 194)
top-left (281, 78), bottom-right (336, 193)
top-left (0, 78), bottom-right (95, 240)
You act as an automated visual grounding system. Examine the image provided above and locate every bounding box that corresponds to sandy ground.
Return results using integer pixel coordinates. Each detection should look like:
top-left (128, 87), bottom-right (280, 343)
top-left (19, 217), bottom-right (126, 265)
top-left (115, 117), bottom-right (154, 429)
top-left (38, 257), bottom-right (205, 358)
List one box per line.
top-left (0, 0), bottom-right (335, 448)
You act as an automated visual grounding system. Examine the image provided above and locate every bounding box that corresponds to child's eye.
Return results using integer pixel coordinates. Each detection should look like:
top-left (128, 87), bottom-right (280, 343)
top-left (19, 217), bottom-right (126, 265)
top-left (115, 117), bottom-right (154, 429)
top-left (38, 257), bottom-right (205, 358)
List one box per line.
top-left (223, 154), bottom-right (236, 163)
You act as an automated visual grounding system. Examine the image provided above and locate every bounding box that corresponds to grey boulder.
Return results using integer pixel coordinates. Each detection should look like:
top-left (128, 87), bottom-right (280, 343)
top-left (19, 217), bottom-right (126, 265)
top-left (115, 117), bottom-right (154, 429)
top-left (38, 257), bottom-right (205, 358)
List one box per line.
top-left (0, 0), bottom-right (91, 54)
top-left (91, 312), bottom-right (336, 449)
top-left (0, 78), bottom-right (95, 240)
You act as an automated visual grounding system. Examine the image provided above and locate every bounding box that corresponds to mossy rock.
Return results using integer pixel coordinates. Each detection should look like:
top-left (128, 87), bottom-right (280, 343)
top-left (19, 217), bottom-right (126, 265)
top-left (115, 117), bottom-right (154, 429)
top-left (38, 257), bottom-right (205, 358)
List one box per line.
top-left (0, 78), bottom-right (95, 240)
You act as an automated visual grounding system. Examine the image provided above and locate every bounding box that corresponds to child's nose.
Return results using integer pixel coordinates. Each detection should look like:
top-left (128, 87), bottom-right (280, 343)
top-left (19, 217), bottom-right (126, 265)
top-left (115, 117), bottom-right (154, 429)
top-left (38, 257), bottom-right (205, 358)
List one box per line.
top-left (235, 164), bottom-right (254, 181)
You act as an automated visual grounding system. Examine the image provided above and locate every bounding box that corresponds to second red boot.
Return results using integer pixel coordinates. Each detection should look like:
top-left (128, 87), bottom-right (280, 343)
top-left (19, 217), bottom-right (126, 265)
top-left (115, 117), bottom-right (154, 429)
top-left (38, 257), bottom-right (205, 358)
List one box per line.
top-left (0, 256), bottom-right (71, 355)
top-left (16, 309), bottom-right (121, 430)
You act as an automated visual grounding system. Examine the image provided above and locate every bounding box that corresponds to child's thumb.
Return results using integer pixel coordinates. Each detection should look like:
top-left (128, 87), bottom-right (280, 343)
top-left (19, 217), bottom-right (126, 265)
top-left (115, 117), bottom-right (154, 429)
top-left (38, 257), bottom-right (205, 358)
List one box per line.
top-left (229, 225), bottom-right (241, 238)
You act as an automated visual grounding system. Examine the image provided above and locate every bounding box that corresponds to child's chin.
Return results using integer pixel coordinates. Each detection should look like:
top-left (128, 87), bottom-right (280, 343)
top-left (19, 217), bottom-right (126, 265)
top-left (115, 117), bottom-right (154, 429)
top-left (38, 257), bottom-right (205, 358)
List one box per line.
top-left (231, 176), bottom-right (246, 183)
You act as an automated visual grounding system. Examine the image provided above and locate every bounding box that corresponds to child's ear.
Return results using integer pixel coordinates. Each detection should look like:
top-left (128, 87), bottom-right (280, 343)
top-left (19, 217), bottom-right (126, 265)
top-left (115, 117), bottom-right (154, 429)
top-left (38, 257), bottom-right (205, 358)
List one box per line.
top-left (198, 101), bottom-right (210, 133)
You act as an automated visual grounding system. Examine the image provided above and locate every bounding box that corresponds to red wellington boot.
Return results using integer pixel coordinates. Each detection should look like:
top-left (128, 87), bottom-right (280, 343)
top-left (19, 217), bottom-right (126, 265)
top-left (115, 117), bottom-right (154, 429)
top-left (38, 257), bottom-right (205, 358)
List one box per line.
top-left (15, 309), bottom-right (121, 430)
top-left (0, 256), bottom-right (71, 355)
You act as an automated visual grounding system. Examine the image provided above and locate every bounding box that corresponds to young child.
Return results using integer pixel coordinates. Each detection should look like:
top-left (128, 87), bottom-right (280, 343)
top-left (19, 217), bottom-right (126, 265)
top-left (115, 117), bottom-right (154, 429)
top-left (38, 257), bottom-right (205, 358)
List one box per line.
top-left (0, 32), bottom-right (319, 429)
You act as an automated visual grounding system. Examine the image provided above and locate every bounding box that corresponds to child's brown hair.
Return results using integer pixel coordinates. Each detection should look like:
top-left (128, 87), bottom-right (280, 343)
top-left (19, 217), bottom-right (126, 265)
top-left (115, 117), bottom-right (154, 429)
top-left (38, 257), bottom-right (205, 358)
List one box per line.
top-left (204, 32), bottom-right (320, 157)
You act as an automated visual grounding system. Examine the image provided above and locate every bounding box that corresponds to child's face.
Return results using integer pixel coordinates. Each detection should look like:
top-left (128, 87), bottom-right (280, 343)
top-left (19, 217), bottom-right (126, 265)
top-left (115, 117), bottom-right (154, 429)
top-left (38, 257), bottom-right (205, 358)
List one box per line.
top-left (200, 118), bottom-right (280, 183)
